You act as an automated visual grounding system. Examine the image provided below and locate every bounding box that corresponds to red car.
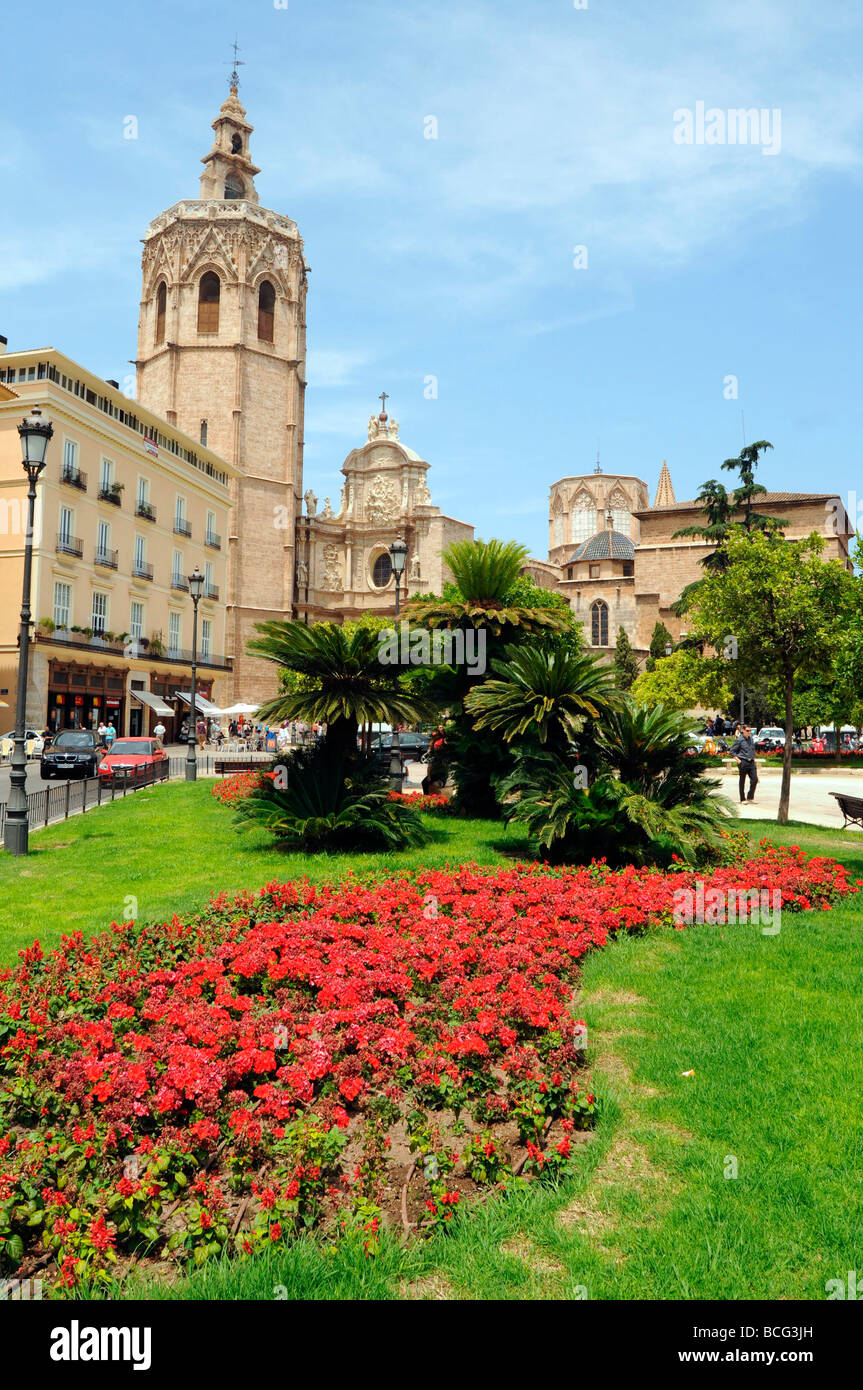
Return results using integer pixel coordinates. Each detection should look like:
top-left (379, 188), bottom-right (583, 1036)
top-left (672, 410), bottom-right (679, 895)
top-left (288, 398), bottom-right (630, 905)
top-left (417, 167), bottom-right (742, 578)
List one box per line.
top-left (97, 737), bottom-right (168, 783)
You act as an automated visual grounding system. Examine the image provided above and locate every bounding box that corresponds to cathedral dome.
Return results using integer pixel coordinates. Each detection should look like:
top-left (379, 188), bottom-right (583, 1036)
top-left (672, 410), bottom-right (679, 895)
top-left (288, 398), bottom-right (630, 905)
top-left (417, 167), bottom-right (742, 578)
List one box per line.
top-left (569, 529), bottom-right (635, 563)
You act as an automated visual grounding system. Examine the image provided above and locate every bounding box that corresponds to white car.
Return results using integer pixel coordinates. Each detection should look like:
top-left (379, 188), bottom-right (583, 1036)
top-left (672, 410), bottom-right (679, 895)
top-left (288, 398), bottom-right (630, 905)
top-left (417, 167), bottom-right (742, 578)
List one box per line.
top-left (755, 727), bottom-right (785, 746)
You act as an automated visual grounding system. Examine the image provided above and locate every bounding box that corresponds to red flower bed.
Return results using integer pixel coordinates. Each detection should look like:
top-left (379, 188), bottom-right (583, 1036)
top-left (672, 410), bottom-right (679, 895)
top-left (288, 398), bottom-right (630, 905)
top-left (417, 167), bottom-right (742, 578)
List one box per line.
top-left (211, 769), bottom-right (265, 804)
top-left (388, 791), bottom-right (453, 812)
top-left (0, 846), bottom-right (856, 1290)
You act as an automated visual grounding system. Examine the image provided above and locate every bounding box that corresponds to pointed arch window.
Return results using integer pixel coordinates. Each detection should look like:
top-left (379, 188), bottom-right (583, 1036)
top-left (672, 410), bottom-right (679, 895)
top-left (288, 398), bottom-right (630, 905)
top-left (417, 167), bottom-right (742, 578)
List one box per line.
top-left (572, 495), bottom-right (597, 544)
top-left (197, 273), bottom-right (220, 333)
top-left (155, 282), bottom-right (167, 345)
top-left (591, 599), bottom-right (609, 647)
top-left (231, 133), bottom-right (243, 154)
top-left (257, 280), bottom-right (275, 342)
top-left (224, 174), bottom-right (244, 199)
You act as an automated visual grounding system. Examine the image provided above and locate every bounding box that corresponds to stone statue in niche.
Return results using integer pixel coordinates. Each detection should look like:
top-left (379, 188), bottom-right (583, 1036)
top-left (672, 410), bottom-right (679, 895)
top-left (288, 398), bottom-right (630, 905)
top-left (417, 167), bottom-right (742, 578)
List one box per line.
top-left (415, 476), bottom-right (431, 505)
top-left (303, 489), bottom-right (317, 518)
top-left (409, 553), bottom-right (421, 581)
top-left (296, 559), bottom-right (308, 588)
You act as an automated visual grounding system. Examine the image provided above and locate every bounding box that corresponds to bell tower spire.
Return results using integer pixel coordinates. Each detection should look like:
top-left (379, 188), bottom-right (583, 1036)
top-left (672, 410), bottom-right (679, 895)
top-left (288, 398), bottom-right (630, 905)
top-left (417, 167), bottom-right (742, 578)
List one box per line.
top-left (199, 44), bottom-right (260, 203)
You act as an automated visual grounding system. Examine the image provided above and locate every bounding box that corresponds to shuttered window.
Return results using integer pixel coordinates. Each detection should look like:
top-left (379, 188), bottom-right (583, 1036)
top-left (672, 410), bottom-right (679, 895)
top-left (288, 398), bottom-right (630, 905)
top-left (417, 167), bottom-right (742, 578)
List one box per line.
top-left (197, 273), bottom-right (220, 333)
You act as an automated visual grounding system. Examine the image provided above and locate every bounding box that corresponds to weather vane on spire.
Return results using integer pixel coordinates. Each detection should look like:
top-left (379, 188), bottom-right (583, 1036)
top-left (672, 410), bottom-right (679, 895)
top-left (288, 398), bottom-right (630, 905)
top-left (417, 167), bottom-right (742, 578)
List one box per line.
top-left (226, 37), bottom-right (245, 89)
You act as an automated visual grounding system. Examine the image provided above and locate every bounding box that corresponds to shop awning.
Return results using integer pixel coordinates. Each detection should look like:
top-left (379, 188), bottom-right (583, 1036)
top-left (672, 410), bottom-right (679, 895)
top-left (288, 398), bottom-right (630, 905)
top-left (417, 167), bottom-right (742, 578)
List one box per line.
top-left (131, 690), bottom-right (174, 718)
top-left (174, 691), bottom-right (223, 716)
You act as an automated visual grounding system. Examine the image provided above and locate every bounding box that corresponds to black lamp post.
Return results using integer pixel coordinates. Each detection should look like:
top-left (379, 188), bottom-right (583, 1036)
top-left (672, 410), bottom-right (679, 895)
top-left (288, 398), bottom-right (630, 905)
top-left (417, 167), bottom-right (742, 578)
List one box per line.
top-left (389, 536), bottom-right (408, 616)
top-left (185, 565), bottom-right (204, 781)
top-left (4, 405), bottom-right (53, 856)
top-left (387, 537), bottom-right (408, 792)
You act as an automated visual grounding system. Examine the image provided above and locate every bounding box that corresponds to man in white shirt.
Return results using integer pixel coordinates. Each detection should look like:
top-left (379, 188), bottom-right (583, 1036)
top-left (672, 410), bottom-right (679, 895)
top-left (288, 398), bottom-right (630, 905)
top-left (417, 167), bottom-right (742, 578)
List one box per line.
top-left (153, 720), bottom-right (166, 745)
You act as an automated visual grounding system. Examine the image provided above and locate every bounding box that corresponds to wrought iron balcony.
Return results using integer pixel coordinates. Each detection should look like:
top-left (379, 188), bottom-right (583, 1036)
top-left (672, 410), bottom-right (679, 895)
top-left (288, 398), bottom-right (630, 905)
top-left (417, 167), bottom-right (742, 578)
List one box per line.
top-left (98, 484), bottom-right (123, 506)
top-left (204, 531), bottom-right (221, 549)
top-left (171, 574), bottom-right (190, 592)
top-left (94, 547), bottom-right (119, 570)
top-left (173, 518), bottom-right (192, 537)
top-left (132, 560), bottom-right (154, 581)
top-left (135, 500), bottom-right (157, 522)
top-left (60, 466), bottom-right (87, 491)
top-left (56, 533), bottom-right (83, 558)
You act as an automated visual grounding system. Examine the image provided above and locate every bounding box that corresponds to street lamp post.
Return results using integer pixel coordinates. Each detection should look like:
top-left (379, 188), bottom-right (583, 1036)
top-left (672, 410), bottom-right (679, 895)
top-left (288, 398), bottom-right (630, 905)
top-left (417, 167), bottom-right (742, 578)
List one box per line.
top-left (387, 537), bottom-right (408, 792)
top-left (4, 406), bottom-right (53, 856)
top-left (185, 566), bottom-right (204, 781)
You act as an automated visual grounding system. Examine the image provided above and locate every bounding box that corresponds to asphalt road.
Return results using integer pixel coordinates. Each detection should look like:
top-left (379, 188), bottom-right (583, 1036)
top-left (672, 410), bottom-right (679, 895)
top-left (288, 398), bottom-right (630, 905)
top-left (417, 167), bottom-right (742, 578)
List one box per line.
top-left (0, 761), bottom-right (79, 800)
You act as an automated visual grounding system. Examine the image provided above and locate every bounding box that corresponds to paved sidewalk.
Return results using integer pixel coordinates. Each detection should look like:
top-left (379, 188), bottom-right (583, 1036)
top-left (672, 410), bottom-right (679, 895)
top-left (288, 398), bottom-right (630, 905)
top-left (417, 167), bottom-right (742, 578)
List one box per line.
top-left (717, 771), bottom-right (863, 830)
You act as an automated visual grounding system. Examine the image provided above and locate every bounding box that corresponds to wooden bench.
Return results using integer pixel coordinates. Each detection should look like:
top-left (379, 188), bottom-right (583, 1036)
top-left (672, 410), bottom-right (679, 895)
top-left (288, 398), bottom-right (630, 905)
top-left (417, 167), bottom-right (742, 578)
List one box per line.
top-left (830, 792), bottom-right (863, 829)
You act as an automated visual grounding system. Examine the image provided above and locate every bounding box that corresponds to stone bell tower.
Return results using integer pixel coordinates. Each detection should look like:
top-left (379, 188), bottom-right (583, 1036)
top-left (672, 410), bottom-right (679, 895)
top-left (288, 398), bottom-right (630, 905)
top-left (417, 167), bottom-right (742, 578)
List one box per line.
top-left (135, 71), bottom-right (308, 703)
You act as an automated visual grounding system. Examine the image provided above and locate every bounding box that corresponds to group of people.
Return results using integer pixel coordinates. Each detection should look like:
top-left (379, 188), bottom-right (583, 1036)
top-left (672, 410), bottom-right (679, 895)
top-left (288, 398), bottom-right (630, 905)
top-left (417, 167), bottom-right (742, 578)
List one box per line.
top-left (95, 721), bottom-right (117, 749)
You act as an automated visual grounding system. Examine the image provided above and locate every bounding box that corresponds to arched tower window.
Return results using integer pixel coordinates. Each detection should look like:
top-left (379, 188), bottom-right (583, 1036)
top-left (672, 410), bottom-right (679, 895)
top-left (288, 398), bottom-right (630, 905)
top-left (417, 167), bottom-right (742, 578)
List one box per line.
top-left (231, 133), bottom-right (243, 153)
top-left (257, 280), bottom-right (275, 342)
top-left (154, 282), bottom-right (167, 345)
top-left (224, 174), bottom-right (244, 199)
top-left (197, 273), bottom-right (220, 333)
top-left (590, 600), bottom-right (609, 647)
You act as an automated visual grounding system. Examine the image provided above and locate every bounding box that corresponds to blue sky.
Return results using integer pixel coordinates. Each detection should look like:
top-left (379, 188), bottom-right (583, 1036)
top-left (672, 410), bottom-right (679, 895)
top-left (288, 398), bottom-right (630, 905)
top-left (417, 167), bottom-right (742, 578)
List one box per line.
top-left (3, 0), bottom-right (863, 555)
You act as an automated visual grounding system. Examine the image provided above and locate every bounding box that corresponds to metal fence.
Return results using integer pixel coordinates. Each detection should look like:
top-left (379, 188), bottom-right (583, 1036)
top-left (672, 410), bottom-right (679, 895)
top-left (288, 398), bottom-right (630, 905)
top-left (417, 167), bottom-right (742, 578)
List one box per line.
top-left (0, 761), bottom-right (170, 840)
top-left (0, 753), bottom-right (277, 840)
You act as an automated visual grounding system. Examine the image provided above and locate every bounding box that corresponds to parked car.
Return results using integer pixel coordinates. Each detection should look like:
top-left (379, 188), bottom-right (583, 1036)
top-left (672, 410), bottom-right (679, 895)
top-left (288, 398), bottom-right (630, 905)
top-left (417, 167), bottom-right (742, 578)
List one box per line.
top-left (754, 726), bottom-right (786, 752)
top-left (40, 729), bottom-right (104, 780)
top-left (372, 732), bottom-right (430, 764)
top-left (97, 737), bottom-right (168, 783)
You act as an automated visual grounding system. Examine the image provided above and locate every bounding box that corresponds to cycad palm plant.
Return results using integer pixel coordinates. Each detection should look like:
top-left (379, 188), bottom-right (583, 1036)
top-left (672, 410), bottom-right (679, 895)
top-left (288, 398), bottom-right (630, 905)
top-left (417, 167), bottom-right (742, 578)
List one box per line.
top-left (408, 538), bottom-right (569, 641)
top-left (500, 699), bottom-right (734, 866)
top-left (464, 643), bottom-right (618, 756)
top-left (248, 620), bottom-right (431, 761)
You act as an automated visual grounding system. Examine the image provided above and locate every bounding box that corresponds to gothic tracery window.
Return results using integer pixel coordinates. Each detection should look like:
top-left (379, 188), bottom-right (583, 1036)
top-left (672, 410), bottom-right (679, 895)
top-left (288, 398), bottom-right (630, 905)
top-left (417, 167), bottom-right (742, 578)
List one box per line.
top-left (572, 494), bottom-right (597, 544)
top-left (591, 599), bottom-right (609, 647)
top-left (197, 272), bottom-right (220, 333)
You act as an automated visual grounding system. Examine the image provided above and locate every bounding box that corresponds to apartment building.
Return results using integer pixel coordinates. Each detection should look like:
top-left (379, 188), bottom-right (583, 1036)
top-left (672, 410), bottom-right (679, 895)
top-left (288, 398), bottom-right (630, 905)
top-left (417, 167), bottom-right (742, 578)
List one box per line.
top-left (0, 347), bottom-right (240, 739)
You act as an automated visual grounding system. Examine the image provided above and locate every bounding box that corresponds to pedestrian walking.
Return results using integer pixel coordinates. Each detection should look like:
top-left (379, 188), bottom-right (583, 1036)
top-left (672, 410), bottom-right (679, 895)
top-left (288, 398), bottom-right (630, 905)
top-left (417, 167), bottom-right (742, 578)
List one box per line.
top-left (105, 721), bottom-right (116, 749)
top-left (97, 720), bottom-right (108, 748)
top-left (730, 724), bottom-right (758, 803)
top-left (153, 720), bottom-right (166, 745)
top-left (196, 717), bottom-right (207, 750)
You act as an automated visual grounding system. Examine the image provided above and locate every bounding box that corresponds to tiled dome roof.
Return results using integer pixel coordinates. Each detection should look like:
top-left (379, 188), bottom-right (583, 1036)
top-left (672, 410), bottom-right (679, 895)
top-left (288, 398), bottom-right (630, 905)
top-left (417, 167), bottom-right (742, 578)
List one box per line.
top-left (569, 529), bottom-right (635, 563)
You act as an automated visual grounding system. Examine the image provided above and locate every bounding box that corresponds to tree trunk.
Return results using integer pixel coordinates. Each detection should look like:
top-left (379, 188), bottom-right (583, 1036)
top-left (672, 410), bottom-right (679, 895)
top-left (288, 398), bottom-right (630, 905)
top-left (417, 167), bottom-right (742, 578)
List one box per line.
top-left (778, 670), bottom-right (794, 825)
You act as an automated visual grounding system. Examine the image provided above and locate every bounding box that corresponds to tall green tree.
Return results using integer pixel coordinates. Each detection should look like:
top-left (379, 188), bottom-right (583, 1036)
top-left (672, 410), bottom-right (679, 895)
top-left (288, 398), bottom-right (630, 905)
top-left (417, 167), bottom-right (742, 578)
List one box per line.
top-left (645, 621), bottom-right (674, 672)
top-left (631, 648), bottom-right (731, 714)
top-left (613, 627), bottom-right (640, 690)
top-left (691, 529), bottom-right (852, 823)
top-left (672, 442), bottom-right (786, 615)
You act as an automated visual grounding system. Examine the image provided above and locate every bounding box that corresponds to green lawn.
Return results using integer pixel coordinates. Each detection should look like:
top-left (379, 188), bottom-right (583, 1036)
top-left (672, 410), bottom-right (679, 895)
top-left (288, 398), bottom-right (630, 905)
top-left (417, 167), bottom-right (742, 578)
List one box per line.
top-left (0, 780), bottom-right (524, 963)
top-left (3, 788), bottom-right (861, 1300)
